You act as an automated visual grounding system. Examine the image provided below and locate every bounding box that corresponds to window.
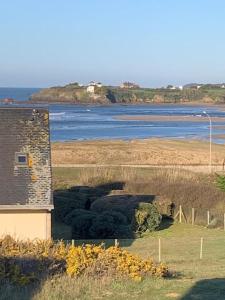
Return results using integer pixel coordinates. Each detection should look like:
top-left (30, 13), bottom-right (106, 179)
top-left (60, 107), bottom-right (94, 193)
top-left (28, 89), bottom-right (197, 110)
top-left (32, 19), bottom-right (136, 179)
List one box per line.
top-left (15, 153), bottom-right (28, 166)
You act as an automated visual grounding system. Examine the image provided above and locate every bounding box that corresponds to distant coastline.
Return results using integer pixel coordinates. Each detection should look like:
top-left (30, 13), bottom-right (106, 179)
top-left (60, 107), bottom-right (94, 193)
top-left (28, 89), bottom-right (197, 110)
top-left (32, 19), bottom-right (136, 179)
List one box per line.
top-left (1, 84), bottom-right (225, 106)
top-left (28, 82), bottom-right (225, 105)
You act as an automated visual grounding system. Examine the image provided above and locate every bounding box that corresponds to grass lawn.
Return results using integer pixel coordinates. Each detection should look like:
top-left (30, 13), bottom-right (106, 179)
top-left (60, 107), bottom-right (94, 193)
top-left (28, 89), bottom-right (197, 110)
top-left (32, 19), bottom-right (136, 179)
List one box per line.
top-left (58, 223), bottom-right (225, 300)
top-left (4, 223), bottom-right (225, 300)
top-left (37, 167), bottom-right (225, 299)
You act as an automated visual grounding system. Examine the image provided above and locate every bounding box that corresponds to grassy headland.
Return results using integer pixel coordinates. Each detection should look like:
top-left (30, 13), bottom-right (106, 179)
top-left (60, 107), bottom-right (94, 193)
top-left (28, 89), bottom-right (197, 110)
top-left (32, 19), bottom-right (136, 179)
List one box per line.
top-left (30, 83), bottom-right (225, 104)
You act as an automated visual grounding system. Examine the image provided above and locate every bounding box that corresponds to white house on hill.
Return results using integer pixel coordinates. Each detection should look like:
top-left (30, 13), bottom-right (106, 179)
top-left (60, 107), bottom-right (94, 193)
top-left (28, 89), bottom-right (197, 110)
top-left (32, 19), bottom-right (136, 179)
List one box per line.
top-left (87, 81), bottom-right (102, 93)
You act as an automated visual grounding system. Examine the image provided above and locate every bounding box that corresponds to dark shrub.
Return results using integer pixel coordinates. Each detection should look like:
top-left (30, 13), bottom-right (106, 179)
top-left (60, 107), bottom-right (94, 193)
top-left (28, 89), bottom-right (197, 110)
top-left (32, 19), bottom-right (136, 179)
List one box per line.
top-left (71, 210), bottom-right (98, 239)
top-left (69, 209), bottom-right (131, 239)
top-left (89, 214), bottom-right (117, 239)
top-left (91, 194), bottom-right (154, 222)
top-left (54, 191), bottom-right (89, 222)
top-left (89, 211), bottom-right (131, 239)
top-left (99, 210), bottom-right (128, 225)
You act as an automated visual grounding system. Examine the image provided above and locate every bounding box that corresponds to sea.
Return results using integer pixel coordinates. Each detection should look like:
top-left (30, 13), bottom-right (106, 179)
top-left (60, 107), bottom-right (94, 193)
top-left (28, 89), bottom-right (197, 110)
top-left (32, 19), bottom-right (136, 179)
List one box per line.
top-left (1, 87), bottom-right (225, 143)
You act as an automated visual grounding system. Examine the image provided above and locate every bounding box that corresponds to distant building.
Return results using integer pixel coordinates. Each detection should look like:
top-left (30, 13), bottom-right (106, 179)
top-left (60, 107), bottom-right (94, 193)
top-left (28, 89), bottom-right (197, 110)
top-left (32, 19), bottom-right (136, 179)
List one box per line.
top-left (167, 85), bottom-right (177, 90)
top-left (0, 108), bottom-right (53, 240)
top-left (88, 81), bottom-right (102, 87)
top-left (120, 82), bottom-right (140, 89)
top-left (87, 81), bottom-right (103, 93)
top-left (87, 85), bottom-right (96, 93)
top-left (183, 83), bottom-right (203, 89)
top-left (184, 83), bottom-right (225, 89)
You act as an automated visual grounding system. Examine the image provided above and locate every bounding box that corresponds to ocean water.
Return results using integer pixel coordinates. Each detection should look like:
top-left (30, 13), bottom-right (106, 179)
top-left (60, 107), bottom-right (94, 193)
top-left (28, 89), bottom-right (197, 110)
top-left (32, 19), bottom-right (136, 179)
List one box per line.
top-left (0, 88), bottom-right (225, 143)
top-left (49, 104), bottom-right (225, 143)
top-left (0, 87), bottom-right (41, 101)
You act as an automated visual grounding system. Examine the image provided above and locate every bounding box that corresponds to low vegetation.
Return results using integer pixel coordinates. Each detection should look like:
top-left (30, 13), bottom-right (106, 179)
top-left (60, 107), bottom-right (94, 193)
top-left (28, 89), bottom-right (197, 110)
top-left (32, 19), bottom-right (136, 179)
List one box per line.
top-left (1, 224), bottom-right (225, 299)
top-left (54, 180), bottom-right (162, 239)
top-left (0, 236), bottom-right (168, 299)
top-left (1, 166), bottom-right (225, 299)
top-left (52, 166), bottom-right (225, 240)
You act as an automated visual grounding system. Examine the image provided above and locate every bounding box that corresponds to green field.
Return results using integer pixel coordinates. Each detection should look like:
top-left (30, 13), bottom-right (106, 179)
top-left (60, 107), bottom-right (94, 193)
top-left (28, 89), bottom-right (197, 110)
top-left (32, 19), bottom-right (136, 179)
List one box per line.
top-left (50, 167), bottom-right (225, 299)
top-left (2, 223), bottom-right (225, 300)
top-left (2, 166), bottom-right (225, 300)
top-left (103, 223), bottom-right (225, 300)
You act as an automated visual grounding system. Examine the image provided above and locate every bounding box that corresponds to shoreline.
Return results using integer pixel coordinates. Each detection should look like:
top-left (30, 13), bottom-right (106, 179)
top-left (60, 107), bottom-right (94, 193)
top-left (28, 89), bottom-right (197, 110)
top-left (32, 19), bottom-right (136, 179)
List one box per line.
top-left (114, 115), bottom-right (225, 122)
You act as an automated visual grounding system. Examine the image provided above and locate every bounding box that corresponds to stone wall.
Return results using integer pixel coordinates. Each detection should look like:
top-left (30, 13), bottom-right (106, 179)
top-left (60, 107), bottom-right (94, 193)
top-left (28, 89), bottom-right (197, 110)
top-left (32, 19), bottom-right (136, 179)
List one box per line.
top-left (0, 108), bottom-right (52, 206)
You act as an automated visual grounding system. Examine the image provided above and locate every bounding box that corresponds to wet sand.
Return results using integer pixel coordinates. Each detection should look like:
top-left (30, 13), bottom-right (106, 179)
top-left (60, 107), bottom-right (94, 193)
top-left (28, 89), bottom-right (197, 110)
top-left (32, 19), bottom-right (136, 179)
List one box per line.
top-left (115, 115), bottom-right (225, 122)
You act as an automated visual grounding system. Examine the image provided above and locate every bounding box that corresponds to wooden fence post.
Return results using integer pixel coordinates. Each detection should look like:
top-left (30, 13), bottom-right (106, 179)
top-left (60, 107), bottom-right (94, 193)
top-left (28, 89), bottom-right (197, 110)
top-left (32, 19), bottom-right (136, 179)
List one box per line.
top-left (224, 214), bottom-right (225, 231)
top-left (207, 211), bottom-right (210, 226)
top-left (192, 208), bottom-right (195, 225)
top-left (200, 237), bottom-right (203, 259)
top-left (72, 239), bottom-right (75, 246)
top-left (115, 239), bottom-right (119, 247)
top-left (158, 238), bottom-right (161, 263)
top-left (179, 205), bottom-right (182, 223)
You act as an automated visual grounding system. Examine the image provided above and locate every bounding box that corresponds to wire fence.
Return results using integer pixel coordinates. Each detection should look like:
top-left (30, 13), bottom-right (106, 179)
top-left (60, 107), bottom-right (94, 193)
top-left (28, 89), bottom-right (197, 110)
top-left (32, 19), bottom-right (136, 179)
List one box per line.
top-left (61, 206), bottom-right (225, 255)
top-left (174, 205), bottom-right (225, 229)
top-left (59, 205), bottom-right (225, 268)
top-left (63, 235), bottom-right (225, 269)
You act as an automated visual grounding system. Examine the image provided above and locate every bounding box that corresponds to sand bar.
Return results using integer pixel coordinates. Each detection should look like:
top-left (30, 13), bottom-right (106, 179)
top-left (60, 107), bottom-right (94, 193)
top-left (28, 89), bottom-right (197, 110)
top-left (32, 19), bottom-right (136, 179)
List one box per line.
top-left (115, 115), bottom-right (225, 122)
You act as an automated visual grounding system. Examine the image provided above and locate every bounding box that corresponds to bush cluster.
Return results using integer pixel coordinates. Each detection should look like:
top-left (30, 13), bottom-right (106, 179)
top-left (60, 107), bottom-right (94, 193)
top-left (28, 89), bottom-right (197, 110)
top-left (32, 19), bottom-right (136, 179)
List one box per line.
top-left (54, 185), bottom-right (162, 239)
top-left (0, 236), bottom-right (168, 285)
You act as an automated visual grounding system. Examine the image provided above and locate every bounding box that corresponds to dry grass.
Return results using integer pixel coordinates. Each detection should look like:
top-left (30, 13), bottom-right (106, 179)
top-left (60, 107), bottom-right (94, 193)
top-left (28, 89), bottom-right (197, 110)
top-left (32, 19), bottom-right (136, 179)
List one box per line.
top-left (53, 166), bottom-right (225, 212)
top-left (32, 275), bottom-right (113, 300)
top-left (51, 139), bottom-right (225, 166)
top-left (0, 275), bottom-right (113, 300)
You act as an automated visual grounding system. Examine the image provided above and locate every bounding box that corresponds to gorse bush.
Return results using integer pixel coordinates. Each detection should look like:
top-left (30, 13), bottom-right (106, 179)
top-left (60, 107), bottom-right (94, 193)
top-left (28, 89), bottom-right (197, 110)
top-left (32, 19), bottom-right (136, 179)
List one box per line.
top-left (0, 236), bottom-right (168, 285)
top-left (66, 244), bottom-right (168, 281)
top-left (0, 236), bottom-right (67, 285)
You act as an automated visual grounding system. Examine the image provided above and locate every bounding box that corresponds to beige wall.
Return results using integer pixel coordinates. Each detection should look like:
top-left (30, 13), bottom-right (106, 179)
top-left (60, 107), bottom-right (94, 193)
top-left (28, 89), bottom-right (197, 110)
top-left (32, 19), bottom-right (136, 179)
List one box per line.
top-left (0, 210), bottom-right (51, 240)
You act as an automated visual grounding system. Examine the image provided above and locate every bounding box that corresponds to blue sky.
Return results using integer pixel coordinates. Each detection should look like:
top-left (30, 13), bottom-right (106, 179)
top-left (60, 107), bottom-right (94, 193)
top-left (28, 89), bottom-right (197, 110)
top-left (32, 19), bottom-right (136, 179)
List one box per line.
top-left (0, 0), bottom-right (225, 87)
